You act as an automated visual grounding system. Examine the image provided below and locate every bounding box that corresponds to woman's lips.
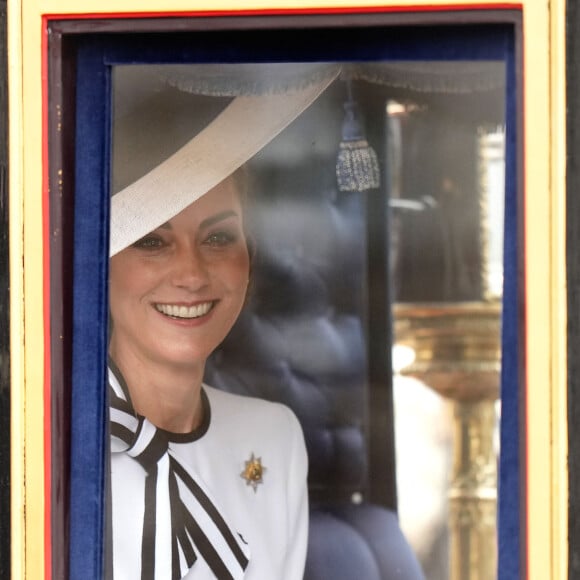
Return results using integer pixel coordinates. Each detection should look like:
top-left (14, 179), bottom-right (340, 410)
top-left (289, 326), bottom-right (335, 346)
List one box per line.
top-left (154, 301), bottom-right (215, 319)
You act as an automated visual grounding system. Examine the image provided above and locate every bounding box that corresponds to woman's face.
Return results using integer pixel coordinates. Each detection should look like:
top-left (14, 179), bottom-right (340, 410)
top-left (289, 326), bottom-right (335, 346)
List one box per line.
top-left (109, 176), bottom-right (250, 369)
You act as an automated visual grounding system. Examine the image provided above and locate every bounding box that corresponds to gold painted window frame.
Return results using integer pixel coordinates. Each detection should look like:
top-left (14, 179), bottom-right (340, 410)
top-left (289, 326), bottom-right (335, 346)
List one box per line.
top-left (7, 1), bottom-right (567, 579)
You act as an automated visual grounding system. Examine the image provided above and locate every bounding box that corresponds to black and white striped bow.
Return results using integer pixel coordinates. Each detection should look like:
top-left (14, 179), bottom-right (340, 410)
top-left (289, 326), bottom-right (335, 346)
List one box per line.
top-left (108, 362), bottom-right (250, 580)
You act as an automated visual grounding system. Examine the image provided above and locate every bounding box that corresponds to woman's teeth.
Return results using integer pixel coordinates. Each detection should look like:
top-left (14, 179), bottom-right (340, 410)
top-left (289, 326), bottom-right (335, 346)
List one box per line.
top-left (155, 302), bottom-right (213, 319)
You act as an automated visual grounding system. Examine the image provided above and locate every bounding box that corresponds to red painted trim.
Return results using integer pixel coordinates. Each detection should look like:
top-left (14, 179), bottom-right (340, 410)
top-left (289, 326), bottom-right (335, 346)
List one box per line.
top-left (41, 16), bottom-right (52, 580)
top-left (38, 6), bottom-right (524, 578)
top-left (43, 3), bottom-right (522, 21)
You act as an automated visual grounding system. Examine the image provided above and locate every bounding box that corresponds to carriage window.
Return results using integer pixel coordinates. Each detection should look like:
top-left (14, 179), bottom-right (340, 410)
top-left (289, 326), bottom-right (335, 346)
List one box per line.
top-left (63, 21), bottom-right (516, 579)
top-left (108, 60), bottom-right (505, 579)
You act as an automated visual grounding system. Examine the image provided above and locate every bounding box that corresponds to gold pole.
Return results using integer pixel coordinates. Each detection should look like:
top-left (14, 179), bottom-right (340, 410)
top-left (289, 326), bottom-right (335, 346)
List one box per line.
top-left (394, 302), bottom-right (501, 580)
top-left (448, 401), bottom-right (497, 580)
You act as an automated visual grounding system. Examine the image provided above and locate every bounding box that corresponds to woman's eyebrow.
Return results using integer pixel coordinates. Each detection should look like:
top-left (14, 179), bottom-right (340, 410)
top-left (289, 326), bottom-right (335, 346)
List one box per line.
top-left (200, 210), bottom-right (239, 230)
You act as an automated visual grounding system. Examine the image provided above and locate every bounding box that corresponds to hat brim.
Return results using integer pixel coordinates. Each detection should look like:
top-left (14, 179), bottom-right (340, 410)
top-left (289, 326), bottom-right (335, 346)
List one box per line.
top-left (110, 71), bottom-right (338, 256)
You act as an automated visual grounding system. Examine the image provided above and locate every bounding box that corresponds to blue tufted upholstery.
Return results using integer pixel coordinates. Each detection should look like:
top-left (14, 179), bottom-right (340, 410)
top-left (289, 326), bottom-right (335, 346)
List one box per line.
top-left (205, 83), bottom-right (424, 580)
top-left (307, 505), bottom-right (424, 579)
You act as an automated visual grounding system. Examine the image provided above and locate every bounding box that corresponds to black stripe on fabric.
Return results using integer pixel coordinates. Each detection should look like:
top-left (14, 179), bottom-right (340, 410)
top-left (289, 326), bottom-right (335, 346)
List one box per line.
top-left (141, 467), bottom-right (158, 580)
top-left (134, 428), bottom-right (168, 472)
top-left (169, 469), bottom-right (197, 578)
top-left (108, 357), bottom-right (136, 406)
top-left (181, 506), bottom-right (235, 580)
top-left (110, 422), bottom-right (134, 445)
top-left (109, 390), bottom-right (134, 415)
top-left (170, 458), bottom-right (249, 569)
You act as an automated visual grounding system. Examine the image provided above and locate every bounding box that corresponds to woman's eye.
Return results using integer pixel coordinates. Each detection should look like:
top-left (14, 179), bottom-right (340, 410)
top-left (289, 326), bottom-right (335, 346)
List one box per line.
top-left (204, 231), bottom-right (238, 247)
top-left (131, 235), bottom-right (165, 250)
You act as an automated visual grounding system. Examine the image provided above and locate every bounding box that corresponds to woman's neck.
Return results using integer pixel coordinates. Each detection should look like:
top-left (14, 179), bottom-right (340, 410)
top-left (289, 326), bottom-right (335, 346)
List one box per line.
top-left (109, 346), bottom-right (205, 434)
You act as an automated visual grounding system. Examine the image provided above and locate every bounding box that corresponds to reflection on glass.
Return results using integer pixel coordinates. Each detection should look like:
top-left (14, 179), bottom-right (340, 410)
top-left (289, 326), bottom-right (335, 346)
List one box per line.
top-left (390, 64), bottom-right (505, 580)
top-left (479, 129), bottom-right (506, 300)
top-left (110, 61), bottom-right (505, 580)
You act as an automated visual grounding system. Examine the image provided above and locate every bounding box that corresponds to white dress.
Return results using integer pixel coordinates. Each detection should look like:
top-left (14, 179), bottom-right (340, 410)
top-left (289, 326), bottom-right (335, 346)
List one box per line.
top-left (110, 383), bottom-right (309, 580)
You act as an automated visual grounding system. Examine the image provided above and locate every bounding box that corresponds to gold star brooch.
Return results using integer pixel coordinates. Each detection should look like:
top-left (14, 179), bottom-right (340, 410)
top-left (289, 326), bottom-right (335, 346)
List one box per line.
top-left (240, 453), bottom-right (266, 492)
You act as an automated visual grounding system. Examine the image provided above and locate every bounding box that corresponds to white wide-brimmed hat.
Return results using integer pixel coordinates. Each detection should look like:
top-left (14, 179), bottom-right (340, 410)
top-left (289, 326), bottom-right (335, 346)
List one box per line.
top-left (110, 63), bottom-right (340, 256)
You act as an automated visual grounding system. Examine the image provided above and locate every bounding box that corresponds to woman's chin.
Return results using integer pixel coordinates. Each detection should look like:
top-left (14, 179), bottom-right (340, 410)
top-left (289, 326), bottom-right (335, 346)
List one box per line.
top-left (152, 348), bottom-right (211, 369)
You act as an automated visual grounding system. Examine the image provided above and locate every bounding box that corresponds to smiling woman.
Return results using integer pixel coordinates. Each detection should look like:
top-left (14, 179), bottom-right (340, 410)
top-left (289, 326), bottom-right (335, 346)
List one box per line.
top-left (105, 64), bottom-right (340, 580)
top-left (109, 178), bottom-right (251, 426)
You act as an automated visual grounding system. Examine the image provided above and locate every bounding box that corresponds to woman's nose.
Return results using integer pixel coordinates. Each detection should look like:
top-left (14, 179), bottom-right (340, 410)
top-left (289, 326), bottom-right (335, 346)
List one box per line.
top-left (169, 244), bottom-right (209, 289)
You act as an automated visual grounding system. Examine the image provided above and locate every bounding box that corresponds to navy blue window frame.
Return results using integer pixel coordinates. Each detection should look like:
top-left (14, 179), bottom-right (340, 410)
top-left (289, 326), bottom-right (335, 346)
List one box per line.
top-left (47, 13), bottom-right (521, 580)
